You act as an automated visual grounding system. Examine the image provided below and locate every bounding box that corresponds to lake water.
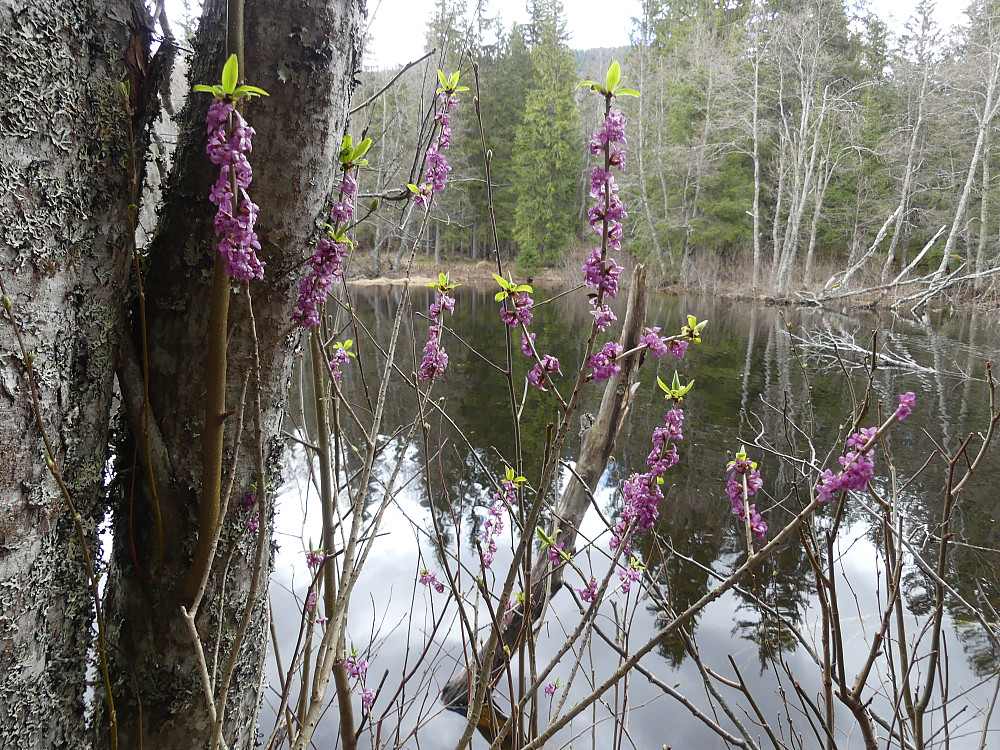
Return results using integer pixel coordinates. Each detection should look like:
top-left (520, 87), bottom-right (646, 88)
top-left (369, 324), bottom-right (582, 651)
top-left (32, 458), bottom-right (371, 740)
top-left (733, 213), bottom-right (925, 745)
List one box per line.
top-left (265, 283), bottom-right (1000, 749)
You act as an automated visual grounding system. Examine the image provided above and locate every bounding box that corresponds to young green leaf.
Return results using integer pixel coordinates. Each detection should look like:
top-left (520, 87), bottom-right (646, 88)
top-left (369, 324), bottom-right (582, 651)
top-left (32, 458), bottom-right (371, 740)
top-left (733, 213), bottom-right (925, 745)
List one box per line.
top-left (615, 88), bottom-right (640, 97)
top-left (605, 60), bottom-right (621, 92)
top-left (352, 137), bottom-right (372, 161)
top-left (221, 54), bottom-right (239, 95)
top-left (234, 84), bottom-right (269, 99)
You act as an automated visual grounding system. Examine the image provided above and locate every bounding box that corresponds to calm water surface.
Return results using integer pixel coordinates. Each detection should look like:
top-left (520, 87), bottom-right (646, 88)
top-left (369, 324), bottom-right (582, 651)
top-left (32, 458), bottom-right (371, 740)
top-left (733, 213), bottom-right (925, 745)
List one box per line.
top-left (266, 285), bottom-right (1000, 749)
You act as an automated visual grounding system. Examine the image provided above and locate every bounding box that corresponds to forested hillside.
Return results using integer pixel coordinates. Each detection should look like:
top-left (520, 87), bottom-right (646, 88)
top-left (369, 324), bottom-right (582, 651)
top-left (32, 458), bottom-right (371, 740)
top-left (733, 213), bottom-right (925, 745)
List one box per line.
top-left (355, 0), bottom-right (1000, 298)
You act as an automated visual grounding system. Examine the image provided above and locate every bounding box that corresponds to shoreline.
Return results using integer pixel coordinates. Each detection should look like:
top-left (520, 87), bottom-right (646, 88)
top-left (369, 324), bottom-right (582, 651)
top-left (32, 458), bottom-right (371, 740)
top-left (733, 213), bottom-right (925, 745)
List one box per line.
top-left (347, 250), bottom-right (1000, 313)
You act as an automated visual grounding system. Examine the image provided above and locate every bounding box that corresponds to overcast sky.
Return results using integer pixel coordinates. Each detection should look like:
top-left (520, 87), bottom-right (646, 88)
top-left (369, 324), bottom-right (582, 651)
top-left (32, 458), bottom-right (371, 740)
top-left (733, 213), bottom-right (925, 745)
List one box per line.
top-left (363, 0), bottom-right (969, 69)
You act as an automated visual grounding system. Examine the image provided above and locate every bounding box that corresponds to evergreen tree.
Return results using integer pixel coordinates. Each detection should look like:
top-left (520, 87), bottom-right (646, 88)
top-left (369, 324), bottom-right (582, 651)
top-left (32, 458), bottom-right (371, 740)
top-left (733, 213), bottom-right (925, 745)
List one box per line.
top-left (512, 0), bottom-right (583, 273)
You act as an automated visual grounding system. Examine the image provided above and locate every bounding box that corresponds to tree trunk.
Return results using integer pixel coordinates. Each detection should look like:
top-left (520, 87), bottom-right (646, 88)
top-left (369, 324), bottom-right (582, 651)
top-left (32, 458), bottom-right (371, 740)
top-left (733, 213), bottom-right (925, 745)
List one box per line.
top-left (935, 41), bottom-right (1000, 279)
top-left (0, 0), bottom-right (131, 745)
top-left (975, 127), bottom-right (991, 292)
top-left (99, 0), bottom-right (364, 747)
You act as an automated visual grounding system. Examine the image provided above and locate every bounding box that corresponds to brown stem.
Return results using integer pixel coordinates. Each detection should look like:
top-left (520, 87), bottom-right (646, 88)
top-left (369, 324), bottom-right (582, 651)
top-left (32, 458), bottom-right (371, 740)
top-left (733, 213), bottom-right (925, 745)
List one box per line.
top-left (182, 0), bottom-right (244, 606)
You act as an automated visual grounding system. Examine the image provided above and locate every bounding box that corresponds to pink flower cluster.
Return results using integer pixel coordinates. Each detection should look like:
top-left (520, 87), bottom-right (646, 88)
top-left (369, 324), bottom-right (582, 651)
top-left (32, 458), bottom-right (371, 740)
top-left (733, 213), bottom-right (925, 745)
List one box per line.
top-left (814, 393), bottom-right (915, 502)
top-left (611, 409), bottom-right (684, 556)
top-left (328, 348), bottom-right (351, 380)
top-left (896, 391), bottom-right (916, 421)
top-left (419, 568), bottom-right (445, 594)
top-left (640, 327), bottom-right (688, 359)
top-left (414, 91), bottom-right (458, 207)
top-left (344, 655), bottom-right (375, 710)
top-left (480, 501), bottom-right (504, 569)
top-left (815, 426), bottom-right (878, 502)
top-left (418, 290), bottom-right (455, 382)
top-left (588, 341), bottom-right (623, 382)
top-left (502, 289), bottom-right (562, 392)
top-left (500, 292), bottom-right (534, 328)
top-left (292, 171), bottom-right (356, 327)
top-left (205, 100), bottom-right (264, 281)
top-left (619, 563), bottom-right (643, 594)
top-left (305, 549), bottom-right (325, 570)
top-left (577, 576), bottom-right (598, 603)
top-left (585, 108), bottom-right (629, 372)
top-left (725, 455), bottom-right (767, 541)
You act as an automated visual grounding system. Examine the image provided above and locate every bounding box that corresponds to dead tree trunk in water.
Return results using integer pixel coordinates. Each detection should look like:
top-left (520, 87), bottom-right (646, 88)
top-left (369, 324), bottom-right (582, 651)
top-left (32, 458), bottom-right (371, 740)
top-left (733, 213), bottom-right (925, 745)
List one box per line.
top-left (440, 266), bottom-right (649, 720)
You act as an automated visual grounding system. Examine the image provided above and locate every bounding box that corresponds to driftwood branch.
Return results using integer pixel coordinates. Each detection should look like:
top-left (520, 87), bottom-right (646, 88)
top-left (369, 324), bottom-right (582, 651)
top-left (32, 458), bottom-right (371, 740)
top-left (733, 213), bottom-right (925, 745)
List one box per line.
top-left (823, 206), bottom-right (900, 291)
top-left (796, 225), bottom-right (949, 307)
top-left (440, 265), bottom-right (649, 714)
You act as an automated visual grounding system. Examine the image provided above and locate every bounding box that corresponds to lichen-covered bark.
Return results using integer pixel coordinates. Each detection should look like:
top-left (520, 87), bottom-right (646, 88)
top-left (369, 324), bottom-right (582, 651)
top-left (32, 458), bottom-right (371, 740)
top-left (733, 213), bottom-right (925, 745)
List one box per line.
top-left (100, 0), bottom-right (364, 747)
top-left (0, 0), bottom-right (131, 745)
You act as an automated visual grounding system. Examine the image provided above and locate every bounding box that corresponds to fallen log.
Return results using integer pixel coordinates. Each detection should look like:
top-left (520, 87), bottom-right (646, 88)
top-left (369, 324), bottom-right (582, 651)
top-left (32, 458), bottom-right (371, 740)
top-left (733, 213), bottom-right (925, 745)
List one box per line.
top-left (440, 265), bottom-right (649, 728)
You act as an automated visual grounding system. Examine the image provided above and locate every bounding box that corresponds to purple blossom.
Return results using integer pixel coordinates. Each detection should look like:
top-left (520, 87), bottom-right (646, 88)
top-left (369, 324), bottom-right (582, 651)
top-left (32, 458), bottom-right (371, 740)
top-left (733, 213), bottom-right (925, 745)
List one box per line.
top-left (338, 171), bottom-right (357, 199)
top-left (239, 491), bottom-right (257, 509)
top-left (419, 568), bottom-right (446, 594)
top-left (521, 330), bottom-right (536, 357)
top-left (329, 348), bottom-right (351, 380)
top-left (205, 100), bottom-right (264, 281)
top-left (480, 502), bottom-right (505, 569)
top-left (577, 576), bottom-right (598, 604)
top-left (896, 391), bottom-right (916, 421)
top-left (588, 341), bottom-right (623, 382)
top-left (423, 145), bottom-right (451, 193)
top-left (305, 590), bottom-right (317, 611)
top-left (619, 565), bottom-right (642, 594)
top-left (306, 550), bottom-right (326, 570)
top-left (640, 327), bottom-right (668, 357)
top-left (608, 144), bottom-right (626, 171)
top-left (815, 427), bottom-right (880, 502)
top-left (418, 326), bottom-right (449, 382)
top-left (246, 515), bottom-right (259, 533)
top-left (345, 655), bottom-right (368, 681)
top-left (590, 303), bottom-right (616, 331)
top-left (544, 681), bottom-right (558, 696)
top-left (494, 479), bottom-right (517, 508)
top-left (527, 355), bottom-right (562, 391)
top-left (668, 339), bottom-right (689, 358)
top-left (589, 109), bottom-right (628, 154)
top-left (547, 541), bottom-right (566, 563)
top-left (360, 687), bottom-right (375, 710)
top-left (500, 291), bottom-right (534, 328)
top-left (413, 88), bottom-right (460, 206)
top-left (589, 167), bottom-right (614, 199)
top-left (292, 235), bottom-right (349, 327)
top-left (587, 193), bottom-right (627, 233)
top-left (726, 451), bottom-right (767, 541)
top-left (582, 247), bottom-right (622, 300)
top-left (329, 199), bottom-right (353, 225)
top-left (611, 409), bottom-right (684, 554)
top-left (846, 426), bottom-right (878, 450)
top-left (419, 290), bottom-right (456, 382)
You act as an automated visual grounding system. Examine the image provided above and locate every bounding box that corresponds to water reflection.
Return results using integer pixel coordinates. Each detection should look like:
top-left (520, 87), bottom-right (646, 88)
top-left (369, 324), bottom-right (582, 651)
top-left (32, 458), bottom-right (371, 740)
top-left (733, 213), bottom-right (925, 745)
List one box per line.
top-left (269, 283), bottom-right (1000, 747)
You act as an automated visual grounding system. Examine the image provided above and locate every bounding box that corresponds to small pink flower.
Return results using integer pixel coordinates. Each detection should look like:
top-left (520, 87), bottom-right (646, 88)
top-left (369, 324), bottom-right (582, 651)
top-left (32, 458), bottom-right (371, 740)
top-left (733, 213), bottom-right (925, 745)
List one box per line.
top-left (896, 391), bottom-right (916, 421)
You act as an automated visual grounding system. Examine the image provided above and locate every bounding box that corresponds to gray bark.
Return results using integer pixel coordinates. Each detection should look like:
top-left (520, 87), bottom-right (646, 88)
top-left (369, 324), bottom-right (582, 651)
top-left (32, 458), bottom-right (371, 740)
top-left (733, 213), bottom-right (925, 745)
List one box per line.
top-left (0, 0), bottom-right (131, 746)
top-left (99, 0), bottom-right (364, 747)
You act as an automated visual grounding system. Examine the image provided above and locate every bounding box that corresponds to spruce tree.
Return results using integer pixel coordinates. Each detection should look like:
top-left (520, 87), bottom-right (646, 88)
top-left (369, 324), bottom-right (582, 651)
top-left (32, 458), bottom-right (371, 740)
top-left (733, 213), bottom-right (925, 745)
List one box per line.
top-left (512, 0), bottom-right (583, 273)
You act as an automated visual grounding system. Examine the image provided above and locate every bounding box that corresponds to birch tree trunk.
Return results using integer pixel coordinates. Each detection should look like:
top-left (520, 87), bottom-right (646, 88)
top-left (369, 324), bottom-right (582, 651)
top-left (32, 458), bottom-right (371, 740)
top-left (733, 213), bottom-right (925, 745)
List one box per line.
top-left (935, 5), bottom-right (1000, 279)
top-left (0, 0), bottom-right (131, 746)
top-left (99, 0), bottom-right (364, 747)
